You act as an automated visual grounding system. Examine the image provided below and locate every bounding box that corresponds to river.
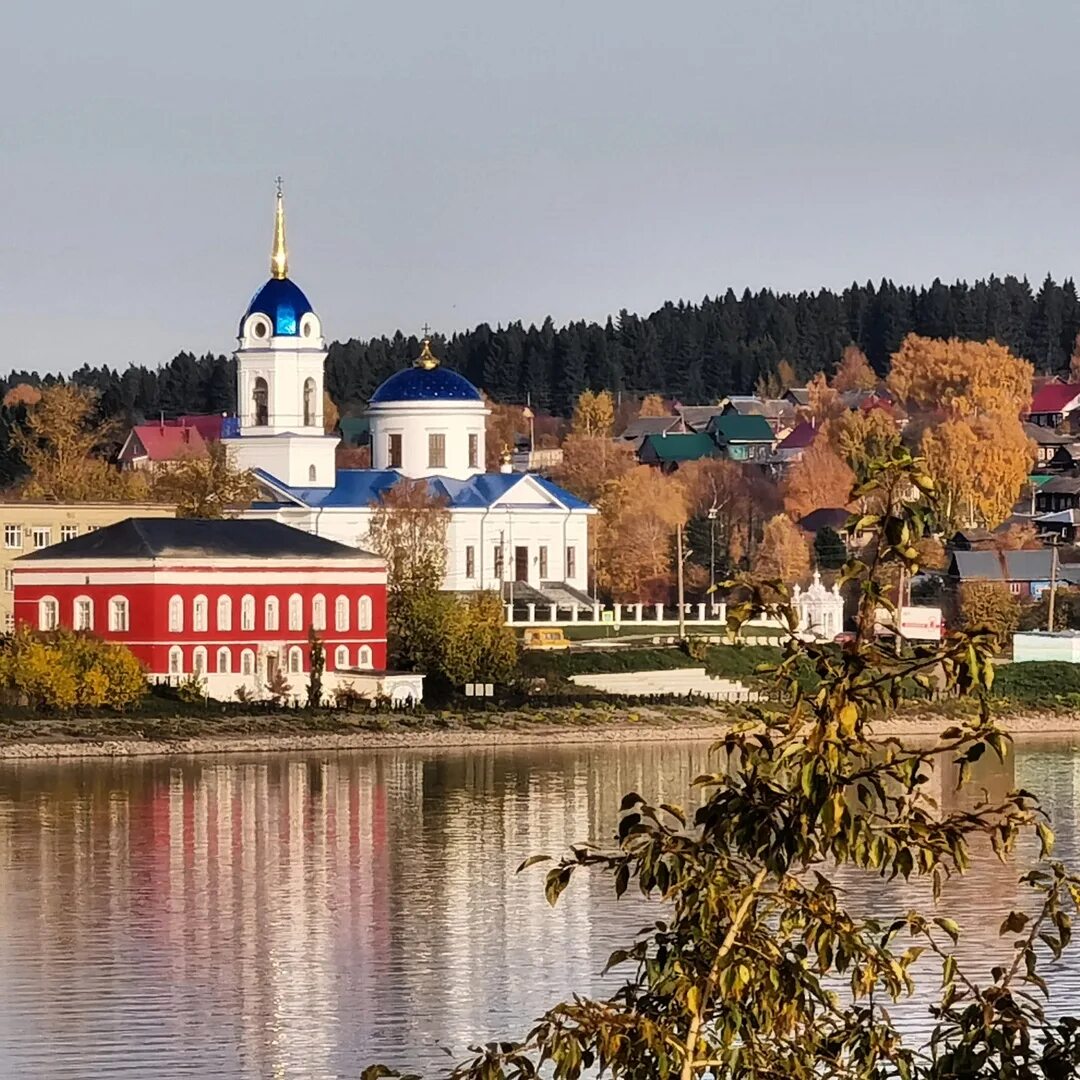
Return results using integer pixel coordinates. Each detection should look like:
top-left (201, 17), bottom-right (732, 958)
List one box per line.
top-left (0, 736), bottom-right (1077, 1078)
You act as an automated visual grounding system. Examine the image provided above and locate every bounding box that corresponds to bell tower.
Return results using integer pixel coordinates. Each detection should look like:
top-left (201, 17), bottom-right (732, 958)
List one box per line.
top-left (228, 183), bottom-right (339, 488)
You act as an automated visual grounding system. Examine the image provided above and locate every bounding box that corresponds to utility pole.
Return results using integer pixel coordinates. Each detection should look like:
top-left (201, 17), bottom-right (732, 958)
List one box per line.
top-left (708, 504), bottom-right (718, 594)
top-left (1048, 533), bottom-right (1060, 633)
top-left (676, 521), bottom-right (686, 641)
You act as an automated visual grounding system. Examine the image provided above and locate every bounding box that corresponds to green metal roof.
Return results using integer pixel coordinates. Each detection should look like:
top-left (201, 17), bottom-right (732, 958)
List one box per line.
top-left (708, 413), bottom-right (775, 443)
top-left (640, 432), bottom-right (718, 463)
top-left (1029, 473), bottom-right (1055, 488)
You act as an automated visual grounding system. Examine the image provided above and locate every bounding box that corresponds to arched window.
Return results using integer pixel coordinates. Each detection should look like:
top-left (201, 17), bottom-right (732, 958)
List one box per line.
top-left (357, 594), bottom-right (372, 631)
top-left (169, 646), bottom-right (183, 675)
top-left (241, 649), bottom-right (255, 676)
top-left (303, 377), bottom-right (316, 426)
top-left (108, 596), bottom-right (129, 632)
top-left (288, 646), bottom-right (303, 674)
top-left (192, 646), bottom-right (207, 675)
top-left (308, 464), bottom-right (317, 483)
top-left (311, 594), bottom-right (326, 631)
top-left (240, 595), bottom-right (255, 632)
top-left (288, 593), bottom-right (303, 631)
top-left (38, 597), bottom-right (59, 631)
top-left (217, 595), bottom-right (232, 632)
top-left (216, 646), bottom-right (231, 674)
top-left (334, 645), bottom-right (349, 670)
top-left (264, 596), bottom-right (279, 632)
top-left (168, 595), bottom-right (183, 633)
top-left (335, 595), bottom-right (349, 632)
top-left (192, 595), bottom-right (208, 633)
top-left (253, 377), bottom-right (268, 427)
top-left (74, 596), bottom-right (93, 631)
top-left (358, 645), bottom-right (372, 669)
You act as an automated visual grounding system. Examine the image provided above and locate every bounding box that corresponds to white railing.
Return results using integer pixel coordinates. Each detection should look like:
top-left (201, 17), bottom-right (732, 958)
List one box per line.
top-left (505, 601), bottom-right (728, 627)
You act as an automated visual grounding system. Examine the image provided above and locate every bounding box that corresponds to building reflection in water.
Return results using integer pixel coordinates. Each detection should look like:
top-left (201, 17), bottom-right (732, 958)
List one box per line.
top-left (0, 738), bottom-right (1073, 1077)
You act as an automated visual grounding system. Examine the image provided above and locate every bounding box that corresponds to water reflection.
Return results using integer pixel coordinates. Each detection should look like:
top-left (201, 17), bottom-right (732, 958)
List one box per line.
top-left (0, 738), bottom-right (1075, 1077)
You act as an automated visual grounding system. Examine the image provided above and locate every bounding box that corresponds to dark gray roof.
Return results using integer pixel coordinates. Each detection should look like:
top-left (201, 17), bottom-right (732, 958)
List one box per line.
top-left (1037, 476), bottom-right (1080, 495)
top-left (617, 416), bottom-right (684, 440)
top-left (674, 404), bottom-right (724, 431)
top-left (949, 549), bottom-right (1080, 583)
top-left (797, 507), bottom-right (850, 532)
top-left (17, 517), bottom-right (376, 562)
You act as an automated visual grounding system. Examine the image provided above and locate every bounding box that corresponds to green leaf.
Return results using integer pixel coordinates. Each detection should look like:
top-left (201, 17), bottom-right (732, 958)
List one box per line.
top-left (934, 917), bottom-right (961, 944)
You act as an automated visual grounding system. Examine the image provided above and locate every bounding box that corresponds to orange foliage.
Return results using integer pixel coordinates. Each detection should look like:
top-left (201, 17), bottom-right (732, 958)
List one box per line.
top-left (831, 345), bottom-right (877, 393)
top-left (887, 335), bottom-right (1033, 419)
top-left (553, 434), bottom-right (635, 505)
top-left (754, 514), bottom-right (811, 583)
top-left (806, 372), bottom-right (845, 424)
top-left (637, 394), bottom-right (669, 418)
top-left (595, 466), bottom-right (687, 601)
top-left (337, 445), bottom-right (371, 469)
top-left (993, 521), bottom-right (1040, 551)
top-left (3, 383), bottom-right (41, 409)
top-left (485, 398), bottom-right (524, 470)
top-left (782, 442), bottom-right (855, 522)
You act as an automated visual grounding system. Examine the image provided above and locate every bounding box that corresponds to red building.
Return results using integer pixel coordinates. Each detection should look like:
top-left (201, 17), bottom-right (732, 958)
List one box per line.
top-left (11, 518), bottom-right (422, 704)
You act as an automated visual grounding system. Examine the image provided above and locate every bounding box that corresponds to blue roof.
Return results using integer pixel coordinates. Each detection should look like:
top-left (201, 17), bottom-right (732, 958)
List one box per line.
top-left (369, 366), bottom-right (482, 404)
top-left (242, 278), bottom-right (314, 337)
top-left (252, 468), bottom-right (592, 511)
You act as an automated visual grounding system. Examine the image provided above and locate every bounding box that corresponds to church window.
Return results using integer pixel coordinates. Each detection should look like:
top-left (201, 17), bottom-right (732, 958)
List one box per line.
top-left (252, 320), bottom-right (267, 339)
top-left (216, 647), bottom-right (231, 674)
top-left (308, 464), bottom-right (317, 483)
top-left (465, 545), bottom-right (475, 579)
top-left (428, 433), bottom-right (446, 469)
top-left (358, 595), bottom-right (372, 631)
top-left (109, 597), bottom-right (129, 633)
top-left (288, 593), bottom-right (303, 631)
top-left (168, 595), bottom-right (183, 633)
top-left (468, 433), bottom-right (478, 469)
top-left (217, 595), bottom-right (232, 631)
top-left (539, 546), bottom-right (548, 579)
top-left (38, 597), bottom-right (59, 632)
top-left (253, 377), bottom-right (269, 427)
top-left (388, 433), bottom-right (402, 469)
top-left (494, 545), bottom-right (504, 579)
top-left (265, 596), bottom-right (279, 632)
top-left (192, 595), bottom-right (208, 632)
top-left (335, 595), bottom-right (349, 632)
top-left (240, 595), bottom-right (255, 631)
top-left (567, 546), bottom-right (577, 579)
top-left (311, 594), bottom-right (326, 631)
top-left (303, 378), bottom-right (316, 426)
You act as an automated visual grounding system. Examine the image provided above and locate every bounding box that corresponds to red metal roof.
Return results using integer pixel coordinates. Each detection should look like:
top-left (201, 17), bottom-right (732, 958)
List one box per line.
top-left (777, 420), bottom-right (817, 450)
top-left (1029, 383), bottom-right (1080, 415)
top-left (127, 423), bottom-right (209, 462)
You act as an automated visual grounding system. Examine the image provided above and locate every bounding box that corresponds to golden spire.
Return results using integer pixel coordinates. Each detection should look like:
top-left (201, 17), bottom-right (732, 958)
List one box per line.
top-left (415, 325), bottom-right (440, 370)
top-left (270, 176), bottom-right (288, 280)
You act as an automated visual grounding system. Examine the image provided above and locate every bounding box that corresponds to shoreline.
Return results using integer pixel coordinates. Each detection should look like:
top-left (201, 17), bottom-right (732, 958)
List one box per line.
top-left (0, 705), bottom-right (1077, 761)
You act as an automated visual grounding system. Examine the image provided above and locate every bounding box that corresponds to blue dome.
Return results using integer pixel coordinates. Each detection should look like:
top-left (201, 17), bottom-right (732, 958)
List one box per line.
top-left (370, 366), bottom-right (482, 404)
top-left (242, 278), bottom-right (314, 337)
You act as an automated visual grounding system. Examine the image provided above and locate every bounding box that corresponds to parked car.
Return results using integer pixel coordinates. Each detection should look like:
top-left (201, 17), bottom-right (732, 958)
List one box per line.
top-left (522, 627), bottom-right (571, 651)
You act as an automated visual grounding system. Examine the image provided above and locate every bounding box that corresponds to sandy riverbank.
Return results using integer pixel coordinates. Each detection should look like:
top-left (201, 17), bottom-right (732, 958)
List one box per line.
top-left (0, 703), bottom-right (1076, 760)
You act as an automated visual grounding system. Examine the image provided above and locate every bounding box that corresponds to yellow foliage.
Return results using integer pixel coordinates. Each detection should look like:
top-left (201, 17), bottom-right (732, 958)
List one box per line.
top-left (571, 390), bottom-right (615, 437)
top-left (782, 442), bottom-right (855, 522)
top-left (637, 394), bottom-right (669, 418)
top-left (805, 372), bottom-right (845, 424)
top-left (0, 628), bottom-right (145, 712)
top-left (887, 334), bottom-right (1033, 419)
top-left (823, 408), bottom-right (901, 476)
top-left (831, 345), bottom-right (878, 393)
top-left (754, 514), bottom-right (811, 583)
top-left (958, 581), bottom-right (1020, 639)
top-left (553, 435), bottom-right (635, 505)
top-left (152, 441), bottom-right (258, 518)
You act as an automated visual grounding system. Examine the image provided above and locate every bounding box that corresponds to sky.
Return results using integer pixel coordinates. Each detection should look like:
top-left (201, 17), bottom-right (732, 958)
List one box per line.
top-left (4, 0), bottom-right (1080, 374)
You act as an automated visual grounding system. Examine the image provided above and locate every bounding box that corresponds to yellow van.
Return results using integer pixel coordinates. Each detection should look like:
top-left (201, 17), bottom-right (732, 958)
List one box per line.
top-left (522, 628), bottom-right (571, 651)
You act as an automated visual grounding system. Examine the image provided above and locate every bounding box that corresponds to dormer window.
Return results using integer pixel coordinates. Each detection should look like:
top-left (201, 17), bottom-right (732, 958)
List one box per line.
top-left (253, 377), bottom-right (268, 427)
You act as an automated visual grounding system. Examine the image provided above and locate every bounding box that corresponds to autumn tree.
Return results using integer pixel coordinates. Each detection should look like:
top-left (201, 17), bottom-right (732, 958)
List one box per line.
top-left (754, 513), bottom-right (811, 581)
top-left (12, 385), bottom-right (150, 502)
top-left (887, 334), bottom-right (1033, 419)
top-left (754, 359), bottom-right (796, 399)
top-left (365, 480), bottom-right (450, 669)
top-left (322, 391), bottom-right (340, 434)
top-left (1070, 332), bottom-right (1080, 383)
top-left (958, 580), bottom-right (1021, 637)
top-left (571, 389), bottom-right (615, 437)
top-left (830, 343), bottom-right (877, 392)
top-left (637, 394), bottom-right (669, 418)
top-left (485, 396), bottom-right (525, 470)
top-left (152, 442), bottom-right (258, 518)
top-left (994, 521), bottom-right (1040, 551)
top-left (553, 434), bottom-right (635, 505)
top-left (823, 407), bottom-right (901, 477)
top-left (2, 383), bottom-right (41, 409)
top-left (804, 370), bottom-right (845, 424)
top-left (782, 440), bottom-right (855, 521)
top-left (595, 466), bottom-right (687, 601)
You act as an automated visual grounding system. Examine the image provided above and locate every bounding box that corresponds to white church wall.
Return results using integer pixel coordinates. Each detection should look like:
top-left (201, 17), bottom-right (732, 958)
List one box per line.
top-left (368, 400), bottom-right (488, 480)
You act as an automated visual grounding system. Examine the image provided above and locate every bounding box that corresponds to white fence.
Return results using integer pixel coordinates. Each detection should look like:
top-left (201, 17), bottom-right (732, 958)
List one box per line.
top-left (505, 601), bottom-right (728, 627)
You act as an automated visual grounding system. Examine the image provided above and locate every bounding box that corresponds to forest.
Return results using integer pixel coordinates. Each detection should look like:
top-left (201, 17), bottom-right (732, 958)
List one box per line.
top-left (5, 272), bottom-right (1080, 430)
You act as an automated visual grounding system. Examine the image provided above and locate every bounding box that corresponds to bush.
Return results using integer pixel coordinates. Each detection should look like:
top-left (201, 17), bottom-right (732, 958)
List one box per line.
top-left (958, 580), bottom-right (1020, 638)
top-left (0, 628), bottom-right (146, 712)
top-left (992, 660), bottom-right (1080, 703)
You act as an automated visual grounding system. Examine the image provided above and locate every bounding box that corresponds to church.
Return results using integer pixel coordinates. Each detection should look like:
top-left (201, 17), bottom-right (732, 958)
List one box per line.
top-left (227, 190), bottom-right (595, 605)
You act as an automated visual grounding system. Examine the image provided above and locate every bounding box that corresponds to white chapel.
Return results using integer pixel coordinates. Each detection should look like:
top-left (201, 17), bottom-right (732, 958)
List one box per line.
top-left (229, 190), bottom-right (595, 603)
